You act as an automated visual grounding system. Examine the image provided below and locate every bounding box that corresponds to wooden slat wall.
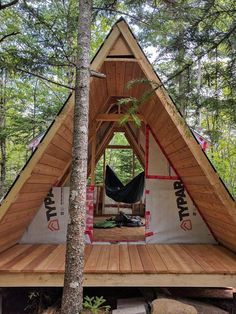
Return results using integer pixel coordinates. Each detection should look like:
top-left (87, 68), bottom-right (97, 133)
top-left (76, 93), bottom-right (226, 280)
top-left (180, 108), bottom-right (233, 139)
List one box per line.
top-left (0, 68), bottom-right (109, 253)
top-left (139, 92), bottom-right (236, 251)
top-left (0, 118), bottom-right (73, 253)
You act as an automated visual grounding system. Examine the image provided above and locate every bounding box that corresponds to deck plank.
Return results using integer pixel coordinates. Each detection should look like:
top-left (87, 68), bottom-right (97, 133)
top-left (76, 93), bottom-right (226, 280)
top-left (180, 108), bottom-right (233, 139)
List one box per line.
top-left (182, 245), bottom-right (226, 273)
top-left (4, 245), bottom-right (48, 272)
top-left (167, 245), bottom-right (204, 273)
top-left (0, 243), bottom-right (235, 283)
top-left (155, 245), bottom-right (190, 273)
top-left (146, 244), bottom-right (168, 273)
top-left (34, 245), bottom-right (65, 272)
top-left (84, 245), bottom-right (92, 263)
top-left (23, 245), bottom-right (58, 271)
top-left (0, 245), bottom-right (32, 268)
top-left (137, 245), bottom-right (156, 273)
top-left (50, 245), bottom-right (66, 272)
top-left (119, 244), bottom-right (131, 273)
top-left (0, 245), bottom-right (40, 271)
top-left (108, 245), bottom-right (120, 273)
top-left (205, 245), bottom-right (236, 273)
top-left (85, 245), bottom-right (102, 273)
top-left (128, 245), bottom-right (144, 273)
top-left (95, 245), bottom-right (110, 273)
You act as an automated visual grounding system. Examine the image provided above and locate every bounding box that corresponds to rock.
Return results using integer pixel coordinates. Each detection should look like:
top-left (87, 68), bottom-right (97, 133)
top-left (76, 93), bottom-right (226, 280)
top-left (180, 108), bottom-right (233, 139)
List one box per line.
top-left (112, 304), bottom-right (147, 314)
top-left (180, 299), bottom-right (228, 314)
top-left (117, 297), bottom-right (145, 308)
top-left (151, 298), bottom-right (197, 314)
top-left (151, 298), bottom-right (228, 314)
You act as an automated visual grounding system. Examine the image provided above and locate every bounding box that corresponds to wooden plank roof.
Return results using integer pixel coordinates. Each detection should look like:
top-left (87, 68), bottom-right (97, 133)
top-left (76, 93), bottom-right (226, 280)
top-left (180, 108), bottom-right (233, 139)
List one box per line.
top-left (0, 18), bottom-right (235, 253)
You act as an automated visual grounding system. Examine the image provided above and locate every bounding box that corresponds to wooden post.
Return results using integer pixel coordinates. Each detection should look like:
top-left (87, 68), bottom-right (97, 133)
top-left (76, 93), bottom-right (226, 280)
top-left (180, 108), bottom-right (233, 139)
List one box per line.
top-left (132, 150), bottom-right (135, 215)
top-left (102, 151), bottom-right (106, 215)
top-left (90, 124), bottom-right (96, 185)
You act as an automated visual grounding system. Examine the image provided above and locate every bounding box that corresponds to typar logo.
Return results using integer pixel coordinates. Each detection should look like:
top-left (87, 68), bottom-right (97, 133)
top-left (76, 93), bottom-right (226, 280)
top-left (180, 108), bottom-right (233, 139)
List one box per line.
top-left (44, 190), bottom-right (60, 231)
top-left (174, 181), bottom-right (192, 231)
top-left (180, 219), bottom-right (192, 231)
top-left (48, 219), bottom-right (60, 231)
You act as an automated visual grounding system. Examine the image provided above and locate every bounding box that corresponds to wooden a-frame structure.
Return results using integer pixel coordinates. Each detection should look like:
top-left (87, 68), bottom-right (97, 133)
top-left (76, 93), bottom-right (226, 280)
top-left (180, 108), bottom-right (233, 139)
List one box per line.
top-left (0, 18), bottom-right (235, 288)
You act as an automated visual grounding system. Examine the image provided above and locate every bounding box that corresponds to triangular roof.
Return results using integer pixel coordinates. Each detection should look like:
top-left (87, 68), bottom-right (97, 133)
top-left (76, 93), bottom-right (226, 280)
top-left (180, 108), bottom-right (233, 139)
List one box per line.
top-left (0, 18), bottom-right (235, 253)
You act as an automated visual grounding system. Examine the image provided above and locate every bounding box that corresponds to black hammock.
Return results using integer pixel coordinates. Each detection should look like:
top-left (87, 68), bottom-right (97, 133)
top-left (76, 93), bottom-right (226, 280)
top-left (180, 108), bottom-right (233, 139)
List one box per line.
top-left (105, 165), bottom-right (145, 204)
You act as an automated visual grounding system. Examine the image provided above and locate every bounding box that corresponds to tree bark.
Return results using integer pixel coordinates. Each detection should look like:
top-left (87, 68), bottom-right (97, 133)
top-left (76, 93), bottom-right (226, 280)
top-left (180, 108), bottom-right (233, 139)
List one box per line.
top-left (60, 0), bottom-right (92, 313)
top-left (0, 69), bottom-right (7, 198)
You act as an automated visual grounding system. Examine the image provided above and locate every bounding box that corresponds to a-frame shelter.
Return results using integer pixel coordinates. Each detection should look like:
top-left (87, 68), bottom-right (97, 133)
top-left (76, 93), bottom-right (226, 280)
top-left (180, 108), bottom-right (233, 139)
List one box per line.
top-left (0, 18), bottom-right (235, 288)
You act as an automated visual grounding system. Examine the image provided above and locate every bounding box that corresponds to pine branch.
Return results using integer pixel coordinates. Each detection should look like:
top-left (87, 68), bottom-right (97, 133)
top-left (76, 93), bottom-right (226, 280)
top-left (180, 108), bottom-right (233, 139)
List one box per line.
top-left (16, 68), bottom-right (74, 90)
top-left (92, 7), bottom-right (150, 26)
top-left (158, 23), bottom-right (236, 92)
top-left (0, 31), bottom-right (20, 43)
top-left (15, 68), bottom-right (106, 90)
top-left (0, 0), bottom-right (18, 10)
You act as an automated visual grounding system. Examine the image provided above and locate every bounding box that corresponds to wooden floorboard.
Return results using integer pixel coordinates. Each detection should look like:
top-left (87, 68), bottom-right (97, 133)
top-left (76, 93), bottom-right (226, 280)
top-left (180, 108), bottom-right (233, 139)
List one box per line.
top-left (0, 243), bottom-right (235, 287)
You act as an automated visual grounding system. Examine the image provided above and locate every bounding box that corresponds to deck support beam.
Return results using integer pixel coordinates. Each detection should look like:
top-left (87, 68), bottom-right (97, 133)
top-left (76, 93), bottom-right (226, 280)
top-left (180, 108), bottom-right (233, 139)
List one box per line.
top-left (0, 273), bottom-right (235, 288)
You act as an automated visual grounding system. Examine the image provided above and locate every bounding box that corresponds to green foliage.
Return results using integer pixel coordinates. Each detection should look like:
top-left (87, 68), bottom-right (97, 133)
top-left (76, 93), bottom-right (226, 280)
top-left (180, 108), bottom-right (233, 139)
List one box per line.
top-left (82, 296), bottom-right (110, 314)
top-left (95, 132), bottom-right (143, 185)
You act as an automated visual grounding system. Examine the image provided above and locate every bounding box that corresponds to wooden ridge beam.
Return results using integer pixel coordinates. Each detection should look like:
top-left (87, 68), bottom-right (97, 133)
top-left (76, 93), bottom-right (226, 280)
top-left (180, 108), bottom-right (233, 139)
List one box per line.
top-left (105, 58), bottom-right (138, 62)
top-left (96, 113), bottom-right (144, 122)
top-left (107, 145), bottom-right (131, 149)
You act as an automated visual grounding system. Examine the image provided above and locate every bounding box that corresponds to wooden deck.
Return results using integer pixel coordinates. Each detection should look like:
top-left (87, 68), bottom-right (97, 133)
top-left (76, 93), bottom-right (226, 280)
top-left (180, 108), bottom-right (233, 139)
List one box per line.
top-left (93, 216), bottom-right (145, 242)
top-left (0, 244), bottom-right (235, 287)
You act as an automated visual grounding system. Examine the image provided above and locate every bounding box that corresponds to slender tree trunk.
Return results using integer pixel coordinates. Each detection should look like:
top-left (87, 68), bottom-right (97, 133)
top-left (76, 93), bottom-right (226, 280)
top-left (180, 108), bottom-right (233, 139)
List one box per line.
top-left (61, 0), bottom-right (92, 313)
top-left (0, 69), bottom-right (7, 198)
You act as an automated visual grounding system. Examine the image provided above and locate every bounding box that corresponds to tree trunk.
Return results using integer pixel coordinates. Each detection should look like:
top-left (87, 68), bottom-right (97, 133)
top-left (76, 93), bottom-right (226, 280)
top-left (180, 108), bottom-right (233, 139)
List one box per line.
top-left (0, 69), bottom-right (7, 198)
top-left (61, 0), bottom-right (92, 313)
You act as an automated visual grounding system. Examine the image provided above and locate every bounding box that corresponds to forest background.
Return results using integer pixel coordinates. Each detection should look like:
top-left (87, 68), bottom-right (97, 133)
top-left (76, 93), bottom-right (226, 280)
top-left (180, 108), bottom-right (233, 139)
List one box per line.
top-left (0, 0), bottom-right (235, 198)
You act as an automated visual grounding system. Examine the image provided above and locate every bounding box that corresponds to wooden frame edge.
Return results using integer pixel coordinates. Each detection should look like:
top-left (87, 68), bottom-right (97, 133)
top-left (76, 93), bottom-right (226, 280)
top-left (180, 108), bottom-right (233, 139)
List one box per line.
top-left (0, 273), bottom-right (235, 287)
